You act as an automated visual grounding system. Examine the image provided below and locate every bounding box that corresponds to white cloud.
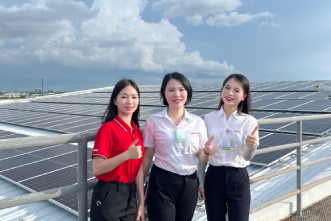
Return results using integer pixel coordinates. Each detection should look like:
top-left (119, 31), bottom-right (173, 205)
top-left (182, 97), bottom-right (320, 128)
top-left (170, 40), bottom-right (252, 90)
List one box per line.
top-left (185, 14), bottom-right (203, 26)
top-left (0, 0), bottom-right (235, 76)
top-left (152, 0), bottom-right (274, 27)
top-left (260, 22), bottom-right (281, 28)
top-left (152, 0), bottom-right (242, 19)
top-left (207, 11), bottom-right (273, 27)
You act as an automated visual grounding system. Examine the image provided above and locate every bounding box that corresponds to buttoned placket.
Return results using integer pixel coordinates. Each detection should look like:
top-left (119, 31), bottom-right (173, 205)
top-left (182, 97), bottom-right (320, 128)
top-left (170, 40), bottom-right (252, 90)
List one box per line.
top-left (222, 114), bottom-right (231, 165)
top-left (131, 127), bottom-right (137, 142)
top-left (168, 115), bottom-right (185, 175)
top-left (177, 118), bottom-right (185, 175)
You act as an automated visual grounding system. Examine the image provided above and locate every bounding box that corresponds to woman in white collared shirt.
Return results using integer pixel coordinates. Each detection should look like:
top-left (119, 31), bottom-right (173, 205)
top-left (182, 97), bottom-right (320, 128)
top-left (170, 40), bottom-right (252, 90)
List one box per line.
top-left (142, 72), bottom-right (215, 221)
top-left (198, 74), bottom-right (259, 221)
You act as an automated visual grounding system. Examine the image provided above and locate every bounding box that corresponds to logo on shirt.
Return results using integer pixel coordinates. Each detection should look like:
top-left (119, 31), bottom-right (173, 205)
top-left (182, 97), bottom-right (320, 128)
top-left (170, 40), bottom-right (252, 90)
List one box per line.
top-left (190, 133), bottom-right (195, 134)
top-left (234, 131), bottom-right (240, 133)
top-left (93, 149), bottom-right (98, 151)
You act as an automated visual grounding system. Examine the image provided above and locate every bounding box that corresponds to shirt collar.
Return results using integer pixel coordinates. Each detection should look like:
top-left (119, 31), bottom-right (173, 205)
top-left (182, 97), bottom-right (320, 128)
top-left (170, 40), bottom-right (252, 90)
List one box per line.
top-left (113, 115), bottom-right (136, 132)
top-left (155, 108), bottom-right (193, 122)
top-left (217, 106), bottom-right (241, 120)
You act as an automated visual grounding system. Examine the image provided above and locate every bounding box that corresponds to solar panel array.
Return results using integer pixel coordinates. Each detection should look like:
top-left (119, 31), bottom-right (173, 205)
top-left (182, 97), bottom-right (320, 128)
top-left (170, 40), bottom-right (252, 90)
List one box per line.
top-left (1, 79), bottom-right (331, 214)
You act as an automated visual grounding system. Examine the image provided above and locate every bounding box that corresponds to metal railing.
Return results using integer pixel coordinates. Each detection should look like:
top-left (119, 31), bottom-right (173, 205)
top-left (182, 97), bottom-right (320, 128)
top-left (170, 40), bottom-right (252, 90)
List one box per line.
top-left (0, 114), bottom-right (331, 219)
top-left (250, 114), bottom-right (331, 215)
top-left (0, 132), bottom-right (98, 221)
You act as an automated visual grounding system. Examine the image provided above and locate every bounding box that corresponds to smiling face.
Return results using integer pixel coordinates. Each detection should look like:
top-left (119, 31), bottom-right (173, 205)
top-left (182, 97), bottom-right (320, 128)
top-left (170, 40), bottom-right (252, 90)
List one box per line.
top-left (164, 79), bottom-right (187, 111)
top-left (221, 78), bottom-right (247, 110)
top-left (114, 85), bottom-right (139, 118)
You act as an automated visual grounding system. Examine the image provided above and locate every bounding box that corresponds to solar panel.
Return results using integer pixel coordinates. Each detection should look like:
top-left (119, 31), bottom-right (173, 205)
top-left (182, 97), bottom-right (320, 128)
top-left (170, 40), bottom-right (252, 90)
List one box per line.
top-left (26, 144), bottom-right (78, 158)
top-left (0, 154), bottom-right (42, 171)
top-left (291, 100), bottom-right (331, 112)
top-left (251, 100), bottom-right (282, 109)
top-left (251, 132), bottom-right (315, 166)
top-left (278, 92), bottom-right (316, 99)
top-left (260, 100), bottom-right (312, 110)
top-left (0, 160), bottom-right (66, 182)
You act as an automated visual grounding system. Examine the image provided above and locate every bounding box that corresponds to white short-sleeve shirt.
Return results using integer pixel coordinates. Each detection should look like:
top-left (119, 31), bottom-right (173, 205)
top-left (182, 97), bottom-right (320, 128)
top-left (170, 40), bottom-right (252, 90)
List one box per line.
top-left (204, 107), bottom-right (259, 168)
top-left (143, 108), bottom-right (208, 175)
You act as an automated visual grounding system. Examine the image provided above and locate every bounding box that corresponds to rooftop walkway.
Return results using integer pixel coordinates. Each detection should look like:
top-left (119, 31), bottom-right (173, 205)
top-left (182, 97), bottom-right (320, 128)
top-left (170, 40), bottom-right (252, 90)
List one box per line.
top-left (282, 195), bottom-right (331, 221)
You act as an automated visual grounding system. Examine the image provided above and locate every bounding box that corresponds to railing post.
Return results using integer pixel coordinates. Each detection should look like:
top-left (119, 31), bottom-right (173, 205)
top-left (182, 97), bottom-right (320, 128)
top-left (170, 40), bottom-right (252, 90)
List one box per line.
top-left (296, 120), bottom-right (302, 216)
top-left (78, 140), bottom-right (88, 221)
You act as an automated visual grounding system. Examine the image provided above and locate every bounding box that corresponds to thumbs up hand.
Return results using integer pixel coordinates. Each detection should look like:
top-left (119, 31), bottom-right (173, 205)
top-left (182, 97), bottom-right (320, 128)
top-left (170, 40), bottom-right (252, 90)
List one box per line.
top-left (126, 139), bottom-right (142, 160)
top-left (204, 135), bottom-right (216, 156)
top-left (245, 126), bottom-right (259, 148)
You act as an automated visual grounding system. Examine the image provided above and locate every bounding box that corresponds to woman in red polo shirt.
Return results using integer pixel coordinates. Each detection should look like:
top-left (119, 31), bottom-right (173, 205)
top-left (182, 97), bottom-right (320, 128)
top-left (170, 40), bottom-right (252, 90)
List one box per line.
top-left (90, 79), bottom-right (145, 221)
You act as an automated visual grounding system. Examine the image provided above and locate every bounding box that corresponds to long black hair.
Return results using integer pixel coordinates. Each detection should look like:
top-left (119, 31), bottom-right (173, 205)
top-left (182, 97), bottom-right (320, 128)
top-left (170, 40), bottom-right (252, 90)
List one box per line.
top-left (160, 72), bottom-right (193, 106)
top-left (217, 73), bottom-right (251, 114)
top-left (102, 79), bottom-right (140, 127)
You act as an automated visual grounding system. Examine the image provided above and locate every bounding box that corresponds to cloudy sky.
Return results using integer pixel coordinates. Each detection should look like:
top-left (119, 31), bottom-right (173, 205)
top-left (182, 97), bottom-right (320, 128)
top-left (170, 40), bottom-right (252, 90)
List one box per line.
top-left (1, 0), bottom-right (330, 92)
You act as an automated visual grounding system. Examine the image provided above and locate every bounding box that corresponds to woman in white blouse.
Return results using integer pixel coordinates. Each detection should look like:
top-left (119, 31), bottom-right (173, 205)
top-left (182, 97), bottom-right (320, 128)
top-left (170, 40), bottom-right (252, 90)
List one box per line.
top-left (142, 72), bottom-right (215, 221)
top-left (198, 74), bottom-right (259, 221)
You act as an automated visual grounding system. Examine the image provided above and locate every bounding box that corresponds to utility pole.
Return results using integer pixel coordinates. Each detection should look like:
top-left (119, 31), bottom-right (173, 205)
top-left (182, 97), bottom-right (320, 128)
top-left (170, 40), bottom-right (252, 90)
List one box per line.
top-left (15, 85), bottom-right (17, 94)
top-left (89, 84), bottom-right (91, 90)
top-left (41, 77), bottom-right (45, 96)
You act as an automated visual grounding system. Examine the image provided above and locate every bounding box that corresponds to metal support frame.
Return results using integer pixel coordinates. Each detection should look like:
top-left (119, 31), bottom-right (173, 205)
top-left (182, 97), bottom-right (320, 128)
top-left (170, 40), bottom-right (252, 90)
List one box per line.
top-left (78, 140), bottom-right (88, 221)
top-left (296, 120), bottom-right (302, 216)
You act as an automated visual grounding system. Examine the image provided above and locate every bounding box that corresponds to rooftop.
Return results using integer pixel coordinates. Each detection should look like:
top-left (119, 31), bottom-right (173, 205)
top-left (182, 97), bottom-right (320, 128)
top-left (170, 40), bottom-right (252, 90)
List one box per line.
top-left (1, 80), bottom-right (331, 220)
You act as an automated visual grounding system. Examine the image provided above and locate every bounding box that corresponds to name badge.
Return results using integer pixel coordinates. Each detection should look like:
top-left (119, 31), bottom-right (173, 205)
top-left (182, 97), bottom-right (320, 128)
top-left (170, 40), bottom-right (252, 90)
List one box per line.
top-left (223, 137), bottom-right (230, 150)
top-left (176, 129), bottom-right (185, 142)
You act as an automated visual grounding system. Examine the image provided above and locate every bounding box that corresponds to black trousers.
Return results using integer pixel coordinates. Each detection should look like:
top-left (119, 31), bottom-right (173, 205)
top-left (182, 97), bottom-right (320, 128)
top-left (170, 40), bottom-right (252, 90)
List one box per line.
top-left (90, 180), bottom-right (137, 221)
top-left (204, 165), bottom-right (250, 221)
top-left (147, 165), bottom-right (199, 221)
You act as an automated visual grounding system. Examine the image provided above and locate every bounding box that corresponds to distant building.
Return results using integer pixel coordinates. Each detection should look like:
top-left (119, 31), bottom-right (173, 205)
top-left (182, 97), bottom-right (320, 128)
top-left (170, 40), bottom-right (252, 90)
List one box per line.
top-left (33, 88), bottom-right (41, 94)
top-left (48, 90), bottom-right (55, 93)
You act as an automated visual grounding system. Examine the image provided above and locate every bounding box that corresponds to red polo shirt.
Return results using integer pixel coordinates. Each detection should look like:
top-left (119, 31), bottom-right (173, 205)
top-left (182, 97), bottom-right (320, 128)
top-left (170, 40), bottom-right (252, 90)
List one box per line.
top-left (92, 115), bottom-right (144, 183)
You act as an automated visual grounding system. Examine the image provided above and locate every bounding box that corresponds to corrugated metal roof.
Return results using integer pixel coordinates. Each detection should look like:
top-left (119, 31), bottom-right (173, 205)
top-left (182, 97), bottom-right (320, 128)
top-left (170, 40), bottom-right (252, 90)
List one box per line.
top-left (0, 177), bottom-right (77, 221)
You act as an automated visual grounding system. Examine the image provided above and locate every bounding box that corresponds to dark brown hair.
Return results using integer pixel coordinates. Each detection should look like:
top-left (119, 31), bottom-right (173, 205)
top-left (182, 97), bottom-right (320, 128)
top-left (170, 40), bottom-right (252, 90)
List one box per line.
top-left (160, 72), bottom-right (192, 106)
top-left (102, 79), bottom-right (140, 127)
top-left (217, 73), bottom-right (251, 114)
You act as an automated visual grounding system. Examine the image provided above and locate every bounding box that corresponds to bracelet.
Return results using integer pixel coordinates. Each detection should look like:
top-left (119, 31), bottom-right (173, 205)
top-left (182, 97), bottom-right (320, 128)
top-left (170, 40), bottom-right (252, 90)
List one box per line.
top-left (204, 149), bottom-right (209, 155)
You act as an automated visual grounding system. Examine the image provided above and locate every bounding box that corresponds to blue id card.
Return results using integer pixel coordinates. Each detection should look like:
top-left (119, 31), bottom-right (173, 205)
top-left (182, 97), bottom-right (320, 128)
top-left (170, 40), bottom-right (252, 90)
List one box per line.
top-left (176, 129), bottom-right (185, 142)
top-left (223, 137), bottom-right (230, 150)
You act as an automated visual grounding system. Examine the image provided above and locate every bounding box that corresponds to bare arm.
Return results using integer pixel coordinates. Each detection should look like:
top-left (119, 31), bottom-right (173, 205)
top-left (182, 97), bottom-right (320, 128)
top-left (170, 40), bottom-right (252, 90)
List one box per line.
top-left (93, 154), bottom-right (128, 176)
top-left (93, 139), bottom-right (141, 176)
top-left (198, 148), bottom-right (211, 162)
top-left (142, 148), bottom-right (155, 182)
top-left (135, 165), bottom-right (145, 221)
top-left (198, 135), bottom-right (216, 162)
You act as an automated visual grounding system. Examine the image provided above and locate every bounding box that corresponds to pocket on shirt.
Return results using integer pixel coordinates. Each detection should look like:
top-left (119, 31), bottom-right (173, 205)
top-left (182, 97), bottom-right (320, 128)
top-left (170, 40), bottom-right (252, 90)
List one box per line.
top-left (185, 132), bottom-right (199, 155)
top-left (234, 132), bottom-right (241, 140)
top-left (233, 132), bottom-right (243, 148)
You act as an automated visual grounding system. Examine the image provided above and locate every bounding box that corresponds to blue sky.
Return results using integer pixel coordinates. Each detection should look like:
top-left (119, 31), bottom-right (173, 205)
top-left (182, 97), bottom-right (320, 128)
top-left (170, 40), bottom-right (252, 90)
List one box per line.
top-left (0, 0), bottom-right (330, 92)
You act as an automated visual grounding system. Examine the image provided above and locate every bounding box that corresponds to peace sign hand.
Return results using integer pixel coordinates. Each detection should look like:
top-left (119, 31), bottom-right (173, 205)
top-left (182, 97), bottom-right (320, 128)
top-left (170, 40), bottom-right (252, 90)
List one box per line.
top-left (245, 126), bottom-right (259, 148)
top-left (204, 135), bottom-right (216, 156)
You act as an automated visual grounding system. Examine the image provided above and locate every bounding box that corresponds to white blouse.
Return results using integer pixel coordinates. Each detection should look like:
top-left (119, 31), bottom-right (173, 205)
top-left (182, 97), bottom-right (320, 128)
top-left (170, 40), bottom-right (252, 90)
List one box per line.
top-left (143, 108), bottom-right (208, 175)
top-left (204, 107), bottom-right (259, 168)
